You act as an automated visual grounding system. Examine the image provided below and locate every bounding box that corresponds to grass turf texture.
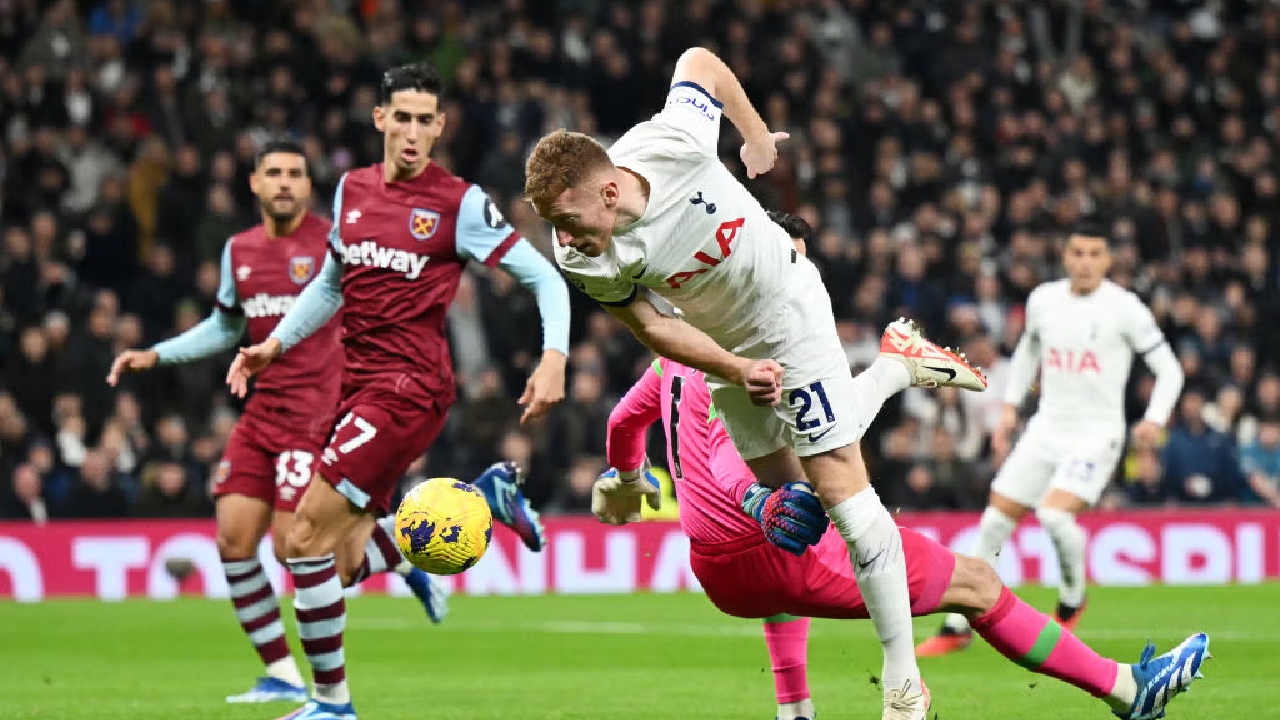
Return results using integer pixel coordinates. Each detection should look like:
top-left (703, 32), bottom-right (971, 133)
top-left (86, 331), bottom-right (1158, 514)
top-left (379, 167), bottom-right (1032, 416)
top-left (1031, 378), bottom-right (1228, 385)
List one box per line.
top-left (1, 584), bottom-right (1275, 719)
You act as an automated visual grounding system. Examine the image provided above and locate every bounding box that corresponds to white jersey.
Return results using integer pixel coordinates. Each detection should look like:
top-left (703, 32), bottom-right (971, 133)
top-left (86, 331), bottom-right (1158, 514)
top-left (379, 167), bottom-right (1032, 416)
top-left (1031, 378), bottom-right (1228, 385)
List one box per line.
top-left (554, 82), bottom-right (799, 355)
top-left (1009, 279), bottom-right (1167, 429)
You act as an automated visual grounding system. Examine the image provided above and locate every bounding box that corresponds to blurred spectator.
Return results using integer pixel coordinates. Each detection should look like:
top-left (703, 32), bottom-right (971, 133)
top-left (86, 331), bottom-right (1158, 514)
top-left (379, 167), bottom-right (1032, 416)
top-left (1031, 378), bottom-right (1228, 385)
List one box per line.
top-left (61, 448), bottom-right (129, 518)
top-left (1161, 388), bottom-right (1246, 504)
top-left (1240, 416), bottom-right (1280, 508)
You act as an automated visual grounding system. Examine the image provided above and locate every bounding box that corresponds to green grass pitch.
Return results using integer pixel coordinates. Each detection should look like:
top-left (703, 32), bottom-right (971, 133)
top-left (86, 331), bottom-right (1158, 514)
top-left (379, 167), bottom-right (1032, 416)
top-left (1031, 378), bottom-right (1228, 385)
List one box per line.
top-left (2, 584), bottom-right (1277, 719)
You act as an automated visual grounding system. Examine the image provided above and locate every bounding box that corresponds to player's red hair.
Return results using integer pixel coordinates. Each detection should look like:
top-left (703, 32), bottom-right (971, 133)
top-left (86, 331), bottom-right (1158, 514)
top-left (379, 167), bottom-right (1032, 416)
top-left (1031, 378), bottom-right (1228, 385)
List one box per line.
top-left (524, 129), bottom-right (614, 214)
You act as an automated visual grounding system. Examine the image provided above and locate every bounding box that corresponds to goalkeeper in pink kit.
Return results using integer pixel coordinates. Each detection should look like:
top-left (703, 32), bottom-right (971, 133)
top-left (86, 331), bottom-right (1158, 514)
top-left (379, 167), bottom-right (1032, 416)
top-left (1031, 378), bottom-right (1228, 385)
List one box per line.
top-left (599, 223), bottom-right (1210, 720)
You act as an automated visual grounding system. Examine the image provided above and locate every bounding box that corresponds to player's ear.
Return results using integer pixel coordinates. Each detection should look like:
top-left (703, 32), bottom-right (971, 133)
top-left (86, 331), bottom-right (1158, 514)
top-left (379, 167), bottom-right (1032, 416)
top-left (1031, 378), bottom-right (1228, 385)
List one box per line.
top-left (248, 169), bottom-right (260, 195)
top-left (372, 105), bottom-right (386, 132)
top-left (601, 179), bottom-right (618, 208)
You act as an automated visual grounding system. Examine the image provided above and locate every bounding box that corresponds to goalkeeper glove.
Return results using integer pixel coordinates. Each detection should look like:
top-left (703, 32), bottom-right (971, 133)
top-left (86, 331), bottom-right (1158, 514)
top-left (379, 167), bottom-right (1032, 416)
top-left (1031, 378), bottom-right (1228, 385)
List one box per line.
top-left (741, 481), bottom-right (828, 555)
top-left (591, 464), bottom-right (661, 525)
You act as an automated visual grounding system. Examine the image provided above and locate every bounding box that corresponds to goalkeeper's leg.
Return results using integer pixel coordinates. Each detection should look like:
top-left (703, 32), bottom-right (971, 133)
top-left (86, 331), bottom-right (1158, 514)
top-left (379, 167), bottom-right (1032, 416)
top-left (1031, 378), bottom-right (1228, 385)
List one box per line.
top-left (762, 615), bottom-right (814, 720)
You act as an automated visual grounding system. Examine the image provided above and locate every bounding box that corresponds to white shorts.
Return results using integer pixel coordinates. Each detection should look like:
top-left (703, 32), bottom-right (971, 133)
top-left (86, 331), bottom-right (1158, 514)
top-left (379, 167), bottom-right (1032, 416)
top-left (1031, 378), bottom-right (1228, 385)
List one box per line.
top-left (990, 418), bottom-right (1124, 508)
top-left (706, 258), bottom-right (858, 460)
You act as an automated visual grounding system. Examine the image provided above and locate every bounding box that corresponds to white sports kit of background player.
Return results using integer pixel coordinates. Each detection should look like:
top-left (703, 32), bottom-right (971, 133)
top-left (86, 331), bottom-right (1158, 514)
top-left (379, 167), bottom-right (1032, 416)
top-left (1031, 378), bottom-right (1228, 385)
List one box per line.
top-left (524, 47), bottom-right (987, 720)
top-left (920, 227), bottom-right (1185, 655)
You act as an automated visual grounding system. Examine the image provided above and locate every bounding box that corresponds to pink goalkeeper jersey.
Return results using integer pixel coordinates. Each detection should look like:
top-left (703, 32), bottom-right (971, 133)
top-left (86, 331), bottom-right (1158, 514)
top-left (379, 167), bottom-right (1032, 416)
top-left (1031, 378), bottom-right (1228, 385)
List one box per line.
top-left (607, 357), bottom-right (762, 544)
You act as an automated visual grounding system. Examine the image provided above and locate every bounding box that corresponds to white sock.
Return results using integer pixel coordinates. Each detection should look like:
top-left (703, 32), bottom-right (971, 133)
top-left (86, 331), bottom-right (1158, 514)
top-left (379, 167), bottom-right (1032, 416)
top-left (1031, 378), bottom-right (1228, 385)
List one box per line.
top-left (1036, 506), bottom-right (1087, 607)
top-left (1105, 664), bottom-right (1137, 712)
top-left (394, 560), bottom-right (414, 576)
top-left (827, 487), bottom-right (919, 692)
top-left (942, 506), bottom-right (1018, 633)
top-left (314, 682), bottom-right (350, 705)
top-left (843, 358), bottom-right (911, 443)
top-left (265, 657), bottom-right (306, 687)
top-left (777, 698), bottom-right (816, 720)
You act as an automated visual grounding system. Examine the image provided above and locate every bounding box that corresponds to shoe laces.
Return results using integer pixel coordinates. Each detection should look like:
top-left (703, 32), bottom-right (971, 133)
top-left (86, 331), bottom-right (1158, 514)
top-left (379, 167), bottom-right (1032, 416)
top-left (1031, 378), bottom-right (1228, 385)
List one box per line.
top-left (883, 679), bottom-right (928, 719)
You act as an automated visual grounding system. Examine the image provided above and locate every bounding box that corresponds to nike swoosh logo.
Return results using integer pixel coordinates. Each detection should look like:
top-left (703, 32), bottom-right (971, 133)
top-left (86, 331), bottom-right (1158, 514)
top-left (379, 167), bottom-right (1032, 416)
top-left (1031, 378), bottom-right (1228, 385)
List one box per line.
top-left (808, 428), bottom-right (834, 443)
top-left (925, 365), bottom-right (957, 380)
top-left (857, 548), bottom-right (885, 571)
top-left (631, 264), bottom-right (649, 279)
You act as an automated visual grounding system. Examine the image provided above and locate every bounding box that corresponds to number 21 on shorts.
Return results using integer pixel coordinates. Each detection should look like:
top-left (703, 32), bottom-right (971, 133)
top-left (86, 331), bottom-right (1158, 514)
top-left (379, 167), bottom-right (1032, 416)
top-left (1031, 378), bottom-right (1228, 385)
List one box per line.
top-left (324, 412), bottom-right (379, 464)
top-left (790, 381), bottom-right (836, 443)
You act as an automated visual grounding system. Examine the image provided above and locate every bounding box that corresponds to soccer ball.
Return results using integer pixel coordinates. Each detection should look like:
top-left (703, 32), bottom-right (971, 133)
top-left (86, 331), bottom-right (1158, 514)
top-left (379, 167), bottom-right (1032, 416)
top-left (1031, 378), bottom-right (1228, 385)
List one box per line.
top-left (394, 478), bottom-right (493, 575)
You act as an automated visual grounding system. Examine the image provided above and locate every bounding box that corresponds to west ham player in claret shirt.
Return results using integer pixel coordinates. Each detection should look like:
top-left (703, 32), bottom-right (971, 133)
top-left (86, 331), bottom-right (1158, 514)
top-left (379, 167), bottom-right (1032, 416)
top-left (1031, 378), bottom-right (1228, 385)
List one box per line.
top-left (225, 66), bottom-right (571, 720)
top-left (110, 140), bottom-right (548, 707)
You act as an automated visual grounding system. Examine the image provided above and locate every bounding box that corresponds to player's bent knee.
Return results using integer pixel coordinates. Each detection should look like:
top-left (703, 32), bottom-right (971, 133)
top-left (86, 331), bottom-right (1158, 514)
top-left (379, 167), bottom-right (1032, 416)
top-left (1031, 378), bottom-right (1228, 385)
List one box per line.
top-left (943, 555), bottom-right (1003, 617)
top-left (215, 526), bottom-right (258, 560)
top-left (1035, 505), bottom-right (1077, 534)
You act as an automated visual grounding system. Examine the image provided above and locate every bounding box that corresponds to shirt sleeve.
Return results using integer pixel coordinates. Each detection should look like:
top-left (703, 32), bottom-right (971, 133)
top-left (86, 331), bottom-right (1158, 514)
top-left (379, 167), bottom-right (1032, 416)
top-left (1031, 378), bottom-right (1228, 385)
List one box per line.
top-left (328, 173), bottom-right (348, 258)
top-left (1122, 295), bottom-right (1167, 354)
top-left (643, 81), bottom-right (724, 161)
top-left (215, 240), bottom-right (240, 313)
top-left (456, 185), bottom-right (522, 267)
top-left (607, 360), bottom-right (663, 472)
top-left (492, 239), bottom-right (571, 354)
top-left (1002, 292), bottom-right (1042, 406)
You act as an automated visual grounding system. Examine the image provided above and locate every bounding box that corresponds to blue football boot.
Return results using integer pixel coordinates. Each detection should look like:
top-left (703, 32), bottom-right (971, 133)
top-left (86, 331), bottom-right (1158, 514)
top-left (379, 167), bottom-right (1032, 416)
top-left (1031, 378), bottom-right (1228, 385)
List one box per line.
top-left (274, 699), bottom-right (357, 720)
top-left (225, 677), bottom-right (308, 704)
top-left (1115, 632), bottom-right (1211, 720)
top-left (471, 461), bottom-right (546, 551)
top-left (402, 566), bottom-right (448, 624)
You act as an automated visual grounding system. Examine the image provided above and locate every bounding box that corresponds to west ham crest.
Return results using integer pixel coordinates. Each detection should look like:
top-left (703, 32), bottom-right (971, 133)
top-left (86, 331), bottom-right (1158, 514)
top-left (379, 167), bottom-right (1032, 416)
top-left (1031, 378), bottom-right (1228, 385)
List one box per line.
top-left (289, 256), bottom-right (316, 285)
top-left (409, 208), bottom-right (440, 241)
top-left (213, 460), bottom-right (231, 486)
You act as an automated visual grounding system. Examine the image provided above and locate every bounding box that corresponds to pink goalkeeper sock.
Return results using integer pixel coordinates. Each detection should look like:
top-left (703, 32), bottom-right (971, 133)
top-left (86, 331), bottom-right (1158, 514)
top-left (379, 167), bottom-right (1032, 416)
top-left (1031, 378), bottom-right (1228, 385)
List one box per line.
top-left (971, 587), bottom-right (1119, 697)
top-left (763, 615), bottom-right (811, 704)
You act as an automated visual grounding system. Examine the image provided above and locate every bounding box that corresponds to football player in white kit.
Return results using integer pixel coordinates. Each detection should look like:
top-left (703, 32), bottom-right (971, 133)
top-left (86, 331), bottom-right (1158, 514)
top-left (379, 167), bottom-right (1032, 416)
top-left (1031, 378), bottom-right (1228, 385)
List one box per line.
top-left (917, 223), bottom-right (1185, 656)
top-left (524, 47), bottom-right (987, 720)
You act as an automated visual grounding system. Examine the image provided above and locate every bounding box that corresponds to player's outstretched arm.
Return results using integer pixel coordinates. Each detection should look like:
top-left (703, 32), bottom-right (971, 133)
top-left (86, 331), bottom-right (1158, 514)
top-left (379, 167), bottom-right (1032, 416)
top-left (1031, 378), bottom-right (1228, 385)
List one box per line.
top-left (604, 295), bottom-right (782, 406)
top-left (1133, 337), bottom-right (1184, 445)
top-left (671, 47), bottom-right (789, 178)
top-left (496, 242), bottom-right (570, 424)
top-left (108, 309), bottom-right (246, 386)
top-left (225, 253), bottom-right (343, 397)
top-left (606, 361), bottom-right (663, 473)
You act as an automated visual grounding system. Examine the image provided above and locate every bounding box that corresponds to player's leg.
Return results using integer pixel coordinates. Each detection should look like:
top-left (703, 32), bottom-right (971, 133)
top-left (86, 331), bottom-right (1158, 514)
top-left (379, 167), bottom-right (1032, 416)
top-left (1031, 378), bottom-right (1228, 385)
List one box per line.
top-left (762, 614), bottom-right (814, 720)
top-left (1036, 489), bottom-right (1090, 629)
top-left (920, 435), bottom-right (1051, 653)
top-left (470, 461), bottom-right (547, 551)
top-left (279, 475), bottom-right (368, 719)
top-left (939, 555), bottom-right (1210, 719)
top-left (1037, 438), bottom-right (1122, 631)
top-left (336, 513), bottom-right (449, 624)
top-left (213, 425), bottom-right (310, 704)
top-left (216, 494), bottom-right (309, 703)
top-left (793, 445), bottom-right (928, 719)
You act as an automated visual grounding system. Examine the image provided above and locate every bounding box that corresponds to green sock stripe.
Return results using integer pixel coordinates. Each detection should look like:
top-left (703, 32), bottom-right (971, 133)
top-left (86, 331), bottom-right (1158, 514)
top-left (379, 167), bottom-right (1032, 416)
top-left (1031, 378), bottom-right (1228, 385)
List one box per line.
top-left (762, 613), bottom-right (800, 623)
top-left (1019, 620), bottom-right (1063, 669)
top-left (651, 358), bottom-right (664, 376)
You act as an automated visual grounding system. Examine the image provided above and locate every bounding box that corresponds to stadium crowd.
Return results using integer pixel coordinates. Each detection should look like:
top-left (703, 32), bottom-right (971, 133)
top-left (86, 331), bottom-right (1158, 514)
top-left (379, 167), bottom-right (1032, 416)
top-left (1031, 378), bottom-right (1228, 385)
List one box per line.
top-left (2, 0), bottom-right (1280, 522)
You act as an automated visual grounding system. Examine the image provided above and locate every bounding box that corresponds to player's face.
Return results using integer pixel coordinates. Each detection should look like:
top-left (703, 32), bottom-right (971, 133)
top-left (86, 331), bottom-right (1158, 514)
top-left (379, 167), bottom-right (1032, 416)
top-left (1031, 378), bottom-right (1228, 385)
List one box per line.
top-left (374, 90), bottom-right (444, 179)
top-left (1063, 234), bottom-right (1111, 293)
top-left (249, 152), bottom-right (311, 222)
top-left (543, 181), bottom-right (619, 257)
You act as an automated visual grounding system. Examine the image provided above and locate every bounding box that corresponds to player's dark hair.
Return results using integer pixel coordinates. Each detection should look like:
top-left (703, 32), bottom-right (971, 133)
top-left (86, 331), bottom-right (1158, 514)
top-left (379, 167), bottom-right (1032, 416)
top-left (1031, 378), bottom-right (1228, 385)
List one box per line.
top-left (1069, 218), bottom-right (1110, 244)
top-left (766, 210), bottom-right (814, 242)
top-left (380, 63), bottom-right (443, 104)
top-left (255, 138), bottom-right (307, 172)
